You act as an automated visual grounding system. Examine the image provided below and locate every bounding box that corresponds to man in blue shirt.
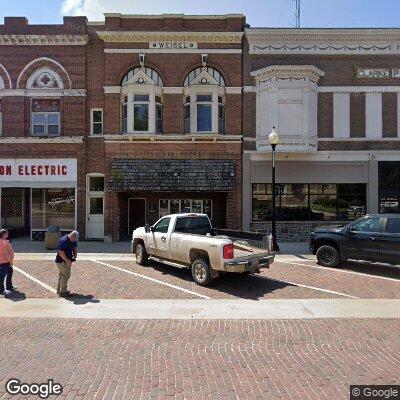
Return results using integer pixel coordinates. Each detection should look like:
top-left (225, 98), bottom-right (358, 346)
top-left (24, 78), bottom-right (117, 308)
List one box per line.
top-left (55, 231), bottom-right (78, 298)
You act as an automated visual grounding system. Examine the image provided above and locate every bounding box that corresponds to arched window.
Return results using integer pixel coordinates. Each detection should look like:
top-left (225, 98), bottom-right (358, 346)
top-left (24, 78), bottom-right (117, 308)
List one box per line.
top-left (121, 67), bottom-right (164, 134)
top-left (183, 67), bottom-right (225, 134)
top-left (27, 68), bottom-right (62, 136)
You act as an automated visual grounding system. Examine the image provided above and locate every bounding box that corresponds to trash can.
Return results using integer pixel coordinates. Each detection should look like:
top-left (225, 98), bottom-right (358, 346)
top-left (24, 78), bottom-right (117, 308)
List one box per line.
top-left (45, 226), bottom-right (61, 250)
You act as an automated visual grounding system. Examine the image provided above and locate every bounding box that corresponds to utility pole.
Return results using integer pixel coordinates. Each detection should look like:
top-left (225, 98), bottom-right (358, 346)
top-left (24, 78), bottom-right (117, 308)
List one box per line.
top-left (294, 0), bottom-right (301, 28)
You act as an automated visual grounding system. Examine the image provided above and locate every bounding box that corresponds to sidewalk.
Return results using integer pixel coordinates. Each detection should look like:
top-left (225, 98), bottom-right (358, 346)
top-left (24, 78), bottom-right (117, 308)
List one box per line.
top-left (11, 239), bottom-right (313, 261)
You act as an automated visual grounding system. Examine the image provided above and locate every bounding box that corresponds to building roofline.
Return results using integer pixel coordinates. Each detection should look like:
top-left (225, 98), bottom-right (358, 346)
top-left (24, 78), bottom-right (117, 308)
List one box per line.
top-left (103, 13), bottom-right (244, 19)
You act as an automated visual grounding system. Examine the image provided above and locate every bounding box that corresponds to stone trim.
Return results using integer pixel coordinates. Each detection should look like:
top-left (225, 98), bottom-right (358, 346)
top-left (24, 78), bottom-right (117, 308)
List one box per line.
top-left (104, 48), bottom-right (242, 54)
top-left (0, 137), bottom-right (84, 143)
top-left (0, 35), bottom-right (89, 46)
top-left (103, 134), bottom-right (242, 143)
top-left (318, 86), bottom-right (400, 93)
top-left (97, 31), bottom-right (243, 44)
top-left (0, 89), bottom-right (86, 97)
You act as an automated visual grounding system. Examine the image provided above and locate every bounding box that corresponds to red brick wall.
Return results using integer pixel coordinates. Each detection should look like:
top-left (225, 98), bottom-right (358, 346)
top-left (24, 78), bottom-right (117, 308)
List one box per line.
top-left (382, 92), bottom-right (397, 138)
top-left (350, 93), bottom-right (365, 138)
top-left (317, 93), bottom-right (333, 138)
top-left (164, 94), bottom-right (184, 134)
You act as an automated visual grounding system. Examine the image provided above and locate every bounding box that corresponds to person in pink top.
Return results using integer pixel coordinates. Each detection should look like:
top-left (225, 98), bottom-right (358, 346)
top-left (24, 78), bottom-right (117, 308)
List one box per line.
top-left (0, 229), bottom-right (15, 295)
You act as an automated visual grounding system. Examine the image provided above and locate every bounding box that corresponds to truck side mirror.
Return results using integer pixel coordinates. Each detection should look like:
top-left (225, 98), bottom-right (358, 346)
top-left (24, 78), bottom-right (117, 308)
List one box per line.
top-left (145, 224), bottom-right (150, 233)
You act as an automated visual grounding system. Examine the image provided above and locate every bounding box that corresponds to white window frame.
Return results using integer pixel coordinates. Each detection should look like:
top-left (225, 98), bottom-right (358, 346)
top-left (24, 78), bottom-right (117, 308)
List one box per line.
top-left (159, 199), bottom-right (213, 219)
top-left (90, 108), bottom-right (103, 136)
top-left (30, 98), bottom-right (61, 136)
top-left (133, 94), bottom-right (151, 133)
top-left (184, 86), bottom-right (225, 134)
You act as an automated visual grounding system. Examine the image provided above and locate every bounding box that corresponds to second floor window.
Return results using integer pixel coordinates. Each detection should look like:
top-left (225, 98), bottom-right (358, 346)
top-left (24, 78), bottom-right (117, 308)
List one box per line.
top-left (133, 94), bottom-right (149, 132)
top-left (91, 109), bottom-right (103, 135)
top-left (31, 99), bottom-right (60, 136)
top-left (197, 95), bottom-right (212, 132)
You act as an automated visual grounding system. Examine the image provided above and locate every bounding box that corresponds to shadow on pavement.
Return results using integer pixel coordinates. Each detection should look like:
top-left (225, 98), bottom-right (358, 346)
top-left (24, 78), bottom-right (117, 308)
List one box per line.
top-left (146, 260), bottom-right (291, 300)
top-left (337, 260), bottom-right (400, 280)
top-left (2, 290), bottom-right (27, 302)
top-left (63, 294), bottom-right (100, 305)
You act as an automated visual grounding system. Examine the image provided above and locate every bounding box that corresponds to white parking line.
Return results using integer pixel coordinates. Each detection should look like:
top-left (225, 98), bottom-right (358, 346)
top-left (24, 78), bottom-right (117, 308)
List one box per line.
top-left (13, 266), bottom-right (56, 294)
top-left (257, 275), bottom-right (358, 299)
top-left (91, 260), bottom-right (211, 300)
top-left (278, 260), bottom-right (400, 283)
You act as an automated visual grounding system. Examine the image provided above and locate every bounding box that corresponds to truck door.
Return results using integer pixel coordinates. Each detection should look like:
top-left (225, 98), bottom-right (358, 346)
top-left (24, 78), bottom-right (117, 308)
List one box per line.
top-left (169, 216), bottom-right (191, 263)
top-left (379, 217), bottom-right (400, 265)
top-left (345, 217), bottom-right (382, 261)
top-left (147, 217), bottom-right (171, 259)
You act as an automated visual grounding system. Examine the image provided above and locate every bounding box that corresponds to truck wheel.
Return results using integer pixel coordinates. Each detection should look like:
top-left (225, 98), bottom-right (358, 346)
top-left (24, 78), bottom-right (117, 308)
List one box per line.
top-left (191, 258), bottom-right (213, 286)
top-left (135, 243), bottom-right (149, 266)
top-left (316, 245), bottom-right (341, 267)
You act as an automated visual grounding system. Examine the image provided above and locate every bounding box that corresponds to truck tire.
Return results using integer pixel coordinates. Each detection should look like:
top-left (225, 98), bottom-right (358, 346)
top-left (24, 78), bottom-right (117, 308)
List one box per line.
top-left (135, 243), bottom-right (149, 266)
top-left (191, 258), bottom-right (213, 286)
top-left (316, 244), bottom-right (341, 268)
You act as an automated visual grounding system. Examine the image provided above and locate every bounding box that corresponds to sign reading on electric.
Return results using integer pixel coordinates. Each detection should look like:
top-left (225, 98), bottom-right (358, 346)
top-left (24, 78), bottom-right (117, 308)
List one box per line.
top-left (0, 159), bottom-right (77, 182)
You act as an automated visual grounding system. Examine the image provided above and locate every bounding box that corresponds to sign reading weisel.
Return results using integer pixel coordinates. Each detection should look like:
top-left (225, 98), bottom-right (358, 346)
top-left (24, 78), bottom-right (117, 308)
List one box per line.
top-left (356, 68), bottom-right (400, 78)
top-left (149, 41), bottom-right (197, 50)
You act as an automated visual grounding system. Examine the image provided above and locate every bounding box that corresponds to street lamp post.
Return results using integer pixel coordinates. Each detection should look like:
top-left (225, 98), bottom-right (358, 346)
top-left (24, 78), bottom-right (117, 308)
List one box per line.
top-left (268, 127), bottom-right (280, 252)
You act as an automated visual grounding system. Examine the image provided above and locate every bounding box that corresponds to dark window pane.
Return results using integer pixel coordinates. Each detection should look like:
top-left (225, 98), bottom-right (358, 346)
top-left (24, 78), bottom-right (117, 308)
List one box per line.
top-left (380, 197), bottom-right (400, 213)
top-left (181, 200), bottom-right (191, 213)
top-left (134, 103), bottom-right (149, 131)
top-left (33, 124), bottom-right (45, 134)
top-left (93, 123), bottom-right (103, 135)
top-left (252, 194), bottom-right (272, 221)
top-left (89, 176), bottom-right (104, 192)
top-left (47, 125), bottom-right (59, 135)
top-left (310, 195), bottom-right (337, 221)
top-left (89, 197), bottom-right (103, 215)
top-left (197, 104), bottom-right (212, 131)
top-left (197, 95), bottom-right (212, 102)
top-left (323, 184), bottom-right (337, 194)
top-left (253, 184), bottom-right (267, 195)
top-left (170, 200), bottom-right (180, 214)
top-left (93, 110), bottom-right (102, 123)
top-left (154, 217), bottom-right (170, 233)
top-left (310, 184), bottom-right (323, 195)
top-left (386, 218), bottom-right (400, 234)
top-left (188, 216), bottom-right (213, 235)
top-left (203, 200), bottom-right (212, 219)
top-left (278, 193), bottom-right (308, 221)
top-left (134, 95), bottom-right (149, 101)
top-left (174, 217), bottom-right (191, 233)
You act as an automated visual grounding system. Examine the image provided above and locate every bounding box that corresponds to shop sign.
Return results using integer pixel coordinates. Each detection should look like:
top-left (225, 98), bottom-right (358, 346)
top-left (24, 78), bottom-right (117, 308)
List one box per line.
top-left (356, 67), bottom-right (400, 79)
top-left (149, 41), bottom-right (197, 50)
top-left (0, 159), bottom-right (77, 182)
top-left (257, 137), bottom-right (317, 153)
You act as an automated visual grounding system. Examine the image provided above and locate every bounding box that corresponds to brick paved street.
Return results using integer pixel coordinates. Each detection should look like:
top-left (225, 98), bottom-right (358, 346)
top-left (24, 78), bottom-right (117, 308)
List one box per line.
top-left (0, 255), bottom-right (399, 399)
top-left (0, 318), bottom-right (399, 400)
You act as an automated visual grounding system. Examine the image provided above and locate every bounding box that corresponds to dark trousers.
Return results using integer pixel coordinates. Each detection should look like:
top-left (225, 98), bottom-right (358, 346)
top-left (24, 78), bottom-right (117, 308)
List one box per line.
top-left (0, 263), bottom-right (13, 293)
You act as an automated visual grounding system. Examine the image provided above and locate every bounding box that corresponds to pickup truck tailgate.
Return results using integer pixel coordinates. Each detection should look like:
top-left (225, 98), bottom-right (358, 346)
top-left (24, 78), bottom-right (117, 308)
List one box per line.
top-left (224, 247), bottom-right (274, 273)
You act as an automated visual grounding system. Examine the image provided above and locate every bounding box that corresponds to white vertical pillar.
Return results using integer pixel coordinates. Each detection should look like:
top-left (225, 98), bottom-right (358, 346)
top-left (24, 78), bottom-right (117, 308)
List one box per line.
top-left (212, 91), bottom-right (218, 133)
top-left (267, 88), bottom-right (279, 133)
top-left (333, 92), bottom-right (350, 139)
top-left (127, 91), bottom-right (133, 134)
top-left (365, 93), bottom-right (382, 139)
top-left (190, 92), bottom-right (196, 133)
top-left (148, 91), bottom-right (155, 133)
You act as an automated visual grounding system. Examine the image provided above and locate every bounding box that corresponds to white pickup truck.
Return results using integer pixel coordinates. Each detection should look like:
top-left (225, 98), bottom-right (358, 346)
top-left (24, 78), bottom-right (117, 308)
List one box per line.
top-left (131, 213), bottom-right (274, 286)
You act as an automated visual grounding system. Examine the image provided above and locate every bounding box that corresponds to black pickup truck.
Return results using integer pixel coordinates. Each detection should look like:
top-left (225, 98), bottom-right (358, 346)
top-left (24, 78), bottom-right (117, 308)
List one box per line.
top-left (310, 214), bottom-right (400, 267)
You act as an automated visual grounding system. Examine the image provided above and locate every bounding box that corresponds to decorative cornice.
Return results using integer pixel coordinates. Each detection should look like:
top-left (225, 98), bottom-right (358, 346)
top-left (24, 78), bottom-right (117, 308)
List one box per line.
top-left (0, 35), bottom-right (89, 46)
top-left (97, 31), bottom-right (243, 44)
top-left (251, 65), bottom-right (325, 85)
top-left (0, 137), bottom-right (84, 144)
top-left (246, 28), bottom-right (400, 55)
top-left (103, 134), bottom-right (243, 143)
top-left (0, 88), bottom-right (86, 97)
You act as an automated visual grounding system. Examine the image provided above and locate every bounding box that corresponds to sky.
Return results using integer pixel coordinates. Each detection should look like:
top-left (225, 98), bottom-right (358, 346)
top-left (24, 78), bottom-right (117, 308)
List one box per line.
top-left (0, 0), bottom-right (400, 28)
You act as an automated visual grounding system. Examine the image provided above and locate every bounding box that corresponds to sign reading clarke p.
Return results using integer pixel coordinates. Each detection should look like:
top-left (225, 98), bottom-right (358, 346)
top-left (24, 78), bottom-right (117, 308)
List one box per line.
top-left (0, 159), bottom-right (77, 183)
top-left (356, 68), bottom-right (400, 78)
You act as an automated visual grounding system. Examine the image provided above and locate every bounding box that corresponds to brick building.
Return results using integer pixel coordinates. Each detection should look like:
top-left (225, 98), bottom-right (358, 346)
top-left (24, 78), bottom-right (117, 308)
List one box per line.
top-left (243, 28), bottom-right (400, 240)
top-left (0, 14), bottom-right (244, 241)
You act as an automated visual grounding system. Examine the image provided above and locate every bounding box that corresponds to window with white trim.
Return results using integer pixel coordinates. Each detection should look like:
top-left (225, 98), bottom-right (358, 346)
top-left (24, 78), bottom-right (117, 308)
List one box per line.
top-left (91, 108), bottom-right (103, 135)
top-left (159, 199), bottom-right (212, 219)
top-left (120, 67), bottom-right (163, 134)
top-left (31, 99), bottom-right (60, 136)
top-left (183, 67), bottom-right (226, 134)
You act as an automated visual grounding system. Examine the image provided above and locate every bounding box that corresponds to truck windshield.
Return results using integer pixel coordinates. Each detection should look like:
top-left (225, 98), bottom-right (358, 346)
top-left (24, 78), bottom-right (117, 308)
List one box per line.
top-left (174, 216), bottom-right (213, 235)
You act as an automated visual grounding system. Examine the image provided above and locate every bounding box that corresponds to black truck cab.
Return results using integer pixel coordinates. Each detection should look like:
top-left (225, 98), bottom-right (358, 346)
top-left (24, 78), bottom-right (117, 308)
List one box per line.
top-left (310, 214), bottom-right (400, 267)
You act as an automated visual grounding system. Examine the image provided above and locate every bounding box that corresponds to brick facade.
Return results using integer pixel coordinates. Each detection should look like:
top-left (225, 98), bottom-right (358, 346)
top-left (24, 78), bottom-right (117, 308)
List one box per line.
top-left (0, 14), bottom-right (244, 241)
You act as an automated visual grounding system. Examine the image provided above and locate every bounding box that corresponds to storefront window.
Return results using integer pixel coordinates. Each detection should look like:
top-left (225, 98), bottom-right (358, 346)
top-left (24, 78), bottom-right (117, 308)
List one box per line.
top-left (379, 162), bottom-right (400, 213)
top-left (31, 188), bottom-right (75, 230)
top-left (252, 184), bottom-right (366, 222)
top-left (0, 188), bottom-right (25, 228)
top-left (159, 199), bottom-right (213, 219)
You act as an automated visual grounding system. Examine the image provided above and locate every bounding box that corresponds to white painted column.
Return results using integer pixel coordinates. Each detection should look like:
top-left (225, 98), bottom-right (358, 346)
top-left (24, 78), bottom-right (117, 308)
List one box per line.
top-left (127, 91), bottom-right (134, 134)
top-left (211, 91), bottom-right (219, 133)
top-left (148, 91), bottom-right (156, 133)
top-left (333, 92), bottom-right (350, 139)
top-left (365, 93), bottom-right (382, 139)
top-left (267, 88), bottom-right (279, 133)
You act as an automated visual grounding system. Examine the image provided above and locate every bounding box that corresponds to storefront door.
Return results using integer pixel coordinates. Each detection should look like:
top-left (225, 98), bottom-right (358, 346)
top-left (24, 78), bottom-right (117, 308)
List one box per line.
top-left (128, 198), bottom-right (146, 234)
top-left (87, 196), bottom-right (104, 239)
